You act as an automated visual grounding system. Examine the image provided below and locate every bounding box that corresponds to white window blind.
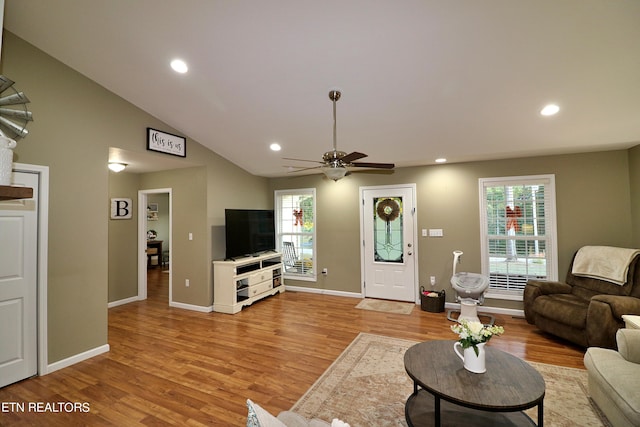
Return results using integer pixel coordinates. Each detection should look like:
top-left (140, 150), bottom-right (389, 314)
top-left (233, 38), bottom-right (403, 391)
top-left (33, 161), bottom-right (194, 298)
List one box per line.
top-left (275, 188), bottom-right (316, 281)
top-left (479, 175), bottom-right (558, 300)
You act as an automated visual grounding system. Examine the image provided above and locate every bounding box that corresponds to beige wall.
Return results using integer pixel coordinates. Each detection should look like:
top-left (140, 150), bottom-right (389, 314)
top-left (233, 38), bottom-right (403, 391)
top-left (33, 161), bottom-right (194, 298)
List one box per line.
top-left (629, 145), bottom-right (640, 248)
top-left (4, 31), bottom-right (269, 363)
top-left (270, 150), bottom-right (634, 310)
top-left (108, 172), bottom-right (140, 302)
top-left (140, 167), bottom-right (210, 305)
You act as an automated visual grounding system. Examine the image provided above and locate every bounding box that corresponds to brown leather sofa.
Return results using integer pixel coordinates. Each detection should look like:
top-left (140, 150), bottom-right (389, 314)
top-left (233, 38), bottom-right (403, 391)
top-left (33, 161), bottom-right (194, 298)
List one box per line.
top-left (524, 248), bottom-right (640, 349)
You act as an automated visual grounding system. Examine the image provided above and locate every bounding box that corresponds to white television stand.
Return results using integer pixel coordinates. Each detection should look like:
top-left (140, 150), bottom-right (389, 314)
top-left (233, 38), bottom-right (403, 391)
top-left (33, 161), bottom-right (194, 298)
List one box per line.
top-left (213, 252), bottom-right (284, 314)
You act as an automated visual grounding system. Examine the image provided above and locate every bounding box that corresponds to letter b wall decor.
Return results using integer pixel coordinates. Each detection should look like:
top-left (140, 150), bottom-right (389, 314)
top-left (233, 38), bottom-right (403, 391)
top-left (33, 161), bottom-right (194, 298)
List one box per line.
top-left (110, 198), bottom-right (133, 219)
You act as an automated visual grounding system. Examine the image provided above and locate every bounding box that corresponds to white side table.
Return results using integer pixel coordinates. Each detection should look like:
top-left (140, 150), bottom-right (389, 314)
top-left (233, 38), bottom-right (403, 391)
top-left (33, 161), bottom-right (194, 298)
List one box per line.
top-left (622, 315), bottom-right (640, 329)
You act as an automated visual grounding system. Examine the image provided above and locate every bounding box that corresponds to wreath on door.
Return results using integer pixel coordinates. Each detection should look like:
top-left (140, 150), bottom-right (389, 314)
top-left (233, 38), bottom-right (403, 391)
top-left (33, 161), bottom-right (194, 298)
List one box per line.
top-left (376, 198), bottom-right (400, 222)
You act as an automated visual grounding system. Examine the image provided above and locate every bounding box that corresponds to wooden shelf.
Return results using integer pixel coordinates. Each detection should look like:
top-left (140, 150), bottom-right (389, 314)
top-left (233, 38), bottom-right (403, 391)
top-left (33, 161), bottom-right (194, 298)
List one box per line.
top-left (0, 185), bottom-right (33, 200)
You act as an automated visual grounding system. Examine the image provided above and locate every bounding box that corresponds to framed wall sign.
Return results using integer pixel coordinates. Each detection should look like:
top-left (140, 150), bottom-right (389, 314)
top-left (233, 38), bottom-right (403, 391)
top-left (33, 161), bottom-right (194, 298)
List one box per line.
top-left (111, 198), bottom-right (133, 219)
top-left (147, 128), bottom-right (186, 157)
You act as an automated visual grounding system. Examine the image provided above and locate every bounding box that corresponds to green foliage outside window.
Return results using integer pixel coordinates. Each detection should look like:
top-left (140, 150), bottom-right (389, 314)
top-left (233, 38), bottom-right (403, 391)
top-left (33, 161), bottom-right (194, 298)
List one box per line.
top-left (485, 184), bottom-right (546, 257)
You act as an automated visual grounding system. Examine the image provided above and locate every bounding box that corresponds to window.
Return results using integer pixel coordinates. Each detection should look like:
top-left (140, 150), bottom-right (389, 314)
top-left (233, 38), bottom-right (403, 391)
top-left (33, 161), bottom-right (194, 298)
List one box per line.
top-left (275, 188), bottom-right (316, 281)
top-left (479, 175), bottom-right (558, 300)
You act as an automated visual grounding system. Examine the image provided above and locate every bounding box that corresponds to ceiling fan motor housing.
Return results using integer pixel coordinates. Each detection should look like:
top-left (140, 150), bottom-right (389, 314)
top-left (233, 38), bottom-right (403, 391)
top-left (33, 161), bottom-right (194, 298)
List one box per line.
top-left (323, 150), bottom-right (347, 163)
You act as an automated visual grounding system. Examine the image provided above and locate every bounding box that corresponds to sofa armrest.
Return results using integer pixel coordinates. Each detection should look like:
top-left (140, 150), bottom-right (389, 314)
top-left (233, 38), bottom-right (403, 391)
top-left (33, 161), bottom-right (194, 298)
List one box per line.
top-left (616, 329), bottom-right (640, 363)
top-left (528, 279), bottom-right (572, 295)
top-left (523, 280), bottom-right (572, 324)
top-left (590, 295), bottom-right (640, 319)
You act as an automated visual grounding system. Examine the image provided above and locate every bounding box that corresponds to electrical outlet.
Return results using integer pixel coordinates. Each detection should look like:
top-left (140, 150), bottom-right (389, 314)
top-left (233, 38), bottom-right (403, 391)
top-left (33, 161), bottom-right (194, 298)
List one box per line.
top-left (185, 279), bottom-right (190, 287)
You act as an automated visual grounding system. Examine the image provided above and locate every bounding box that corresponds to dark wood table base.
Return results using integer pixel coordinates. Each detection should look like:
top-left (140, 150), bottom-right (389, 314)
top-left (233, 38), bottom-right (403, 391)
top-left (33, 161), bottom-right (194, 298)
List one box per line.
top-left (406, 390), bottom-right (537, 427)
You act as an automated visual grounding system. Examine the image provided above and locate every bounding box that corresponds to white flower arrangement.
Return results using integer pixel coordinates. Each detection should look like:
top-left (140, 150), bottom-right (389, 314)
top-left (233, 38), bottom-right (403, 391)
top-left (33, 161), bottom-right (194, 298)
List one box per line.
top-left (451, 319), bottom-right (504, 356)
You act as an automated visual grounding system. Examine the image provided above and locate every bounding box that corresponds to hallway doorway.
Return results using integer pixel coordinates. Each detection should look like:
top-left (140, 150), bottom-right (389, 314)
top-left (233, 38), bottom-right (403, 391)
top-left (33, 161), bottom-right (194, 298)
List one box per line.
top-left (138, 189), bottom-right (172, 304)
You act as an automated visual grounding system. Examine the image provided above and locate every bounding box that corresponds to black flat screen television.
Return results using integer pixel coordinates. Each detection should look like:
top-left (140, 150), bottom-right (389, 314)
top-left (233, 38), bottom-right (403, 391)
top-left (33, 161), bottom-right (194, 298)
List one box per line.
top-left (224, 209), bottom-right (276, 259)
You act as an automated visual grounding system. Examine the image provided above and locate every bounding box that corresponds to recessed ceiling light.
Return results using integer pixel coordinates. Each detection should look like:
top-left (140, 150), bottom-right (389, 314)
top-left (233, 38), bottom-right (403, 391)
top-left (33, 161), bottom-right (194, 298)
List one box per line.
top-left (435, 158), bottom-right (447, 163)
top-left (170, 59), bottom-right (188, 74)
top-left (540, 104), bottom-right (560, 116)
top-left (270, 143), bottom-right (281, 151)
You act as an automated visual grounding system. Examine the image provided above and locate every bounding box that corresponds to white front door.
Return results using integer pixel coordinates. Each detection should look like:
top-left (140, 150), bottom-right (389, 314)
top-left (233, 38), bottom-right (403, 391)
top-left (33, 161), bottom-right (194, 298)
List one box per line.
top-left (0, 171), bottom-right (38, 388)
top-left (361, 185), bottom-right (417, 302)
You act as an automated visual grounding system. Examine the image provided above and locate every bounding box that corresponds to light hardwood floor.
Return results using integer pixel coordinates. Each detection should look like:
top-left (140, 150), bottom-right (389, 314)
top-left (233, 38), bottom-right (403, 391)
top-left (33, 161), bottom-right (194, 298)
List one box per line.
top-left (0, 268), bottom-right (586, 426)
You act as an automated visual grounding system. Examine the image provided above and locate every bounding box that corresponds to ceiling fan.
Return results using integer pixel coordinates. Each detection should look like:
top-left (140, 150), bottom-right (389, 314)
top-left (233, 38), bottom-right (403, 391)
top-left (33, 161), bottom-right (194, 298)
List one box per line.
top-left (284, 90), bottom-right (394, 181)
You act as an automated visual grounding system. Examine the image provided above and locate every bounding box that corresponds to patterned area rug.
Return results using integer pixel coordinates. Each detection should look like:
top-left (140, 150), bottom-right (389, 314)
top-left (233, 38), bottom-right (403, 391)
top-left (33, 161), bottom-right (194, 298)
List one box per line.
top-left (355, 299), bottom-right (414, 315)
top-left (292, 333), bottom-right (610, 427)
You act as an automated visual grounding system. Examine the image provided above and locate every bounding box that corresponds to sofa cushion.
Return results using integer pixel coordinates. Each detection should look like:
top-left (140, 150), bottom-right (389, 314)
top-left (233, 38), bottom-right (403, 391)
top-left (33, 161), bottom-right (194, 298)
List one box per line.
top-left (567, 257), bottom-right (639, 297)
top-left (247, 399), bottom-right (287, 427)
top-left (533, 294), bottom-right (588, 329)
top-left (584, 347), bottom-right (640, 426)
top-left (277, 411), bottom-right (331, 427)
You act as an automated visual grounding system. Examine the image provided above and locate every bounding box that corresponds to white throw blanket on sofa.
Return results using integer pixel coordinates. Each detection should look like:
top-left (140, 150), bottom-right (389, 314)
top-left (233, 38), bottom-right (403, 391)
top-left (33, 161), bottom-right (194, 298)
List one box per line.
top-left (572, 246), bottom-right (640, 286)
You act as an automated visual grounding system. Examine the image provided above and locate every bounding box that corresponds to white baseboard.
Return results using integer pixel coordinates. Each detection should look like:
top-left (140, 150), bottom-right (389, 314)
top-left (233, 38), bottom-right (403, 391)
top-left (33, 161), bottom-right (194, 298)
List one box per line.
top-left (285, 285), bottom-right (362, 299)
top-left (286, 287), bottom-right (524, 317)
top-left (169, 301), bottom-right (213, 312)
top-left (444, 302), bottom-right (524, 318)
top-left (107, 296), bottom-right (140, 308)
top-left (46, 344), bottom-right (110, 374)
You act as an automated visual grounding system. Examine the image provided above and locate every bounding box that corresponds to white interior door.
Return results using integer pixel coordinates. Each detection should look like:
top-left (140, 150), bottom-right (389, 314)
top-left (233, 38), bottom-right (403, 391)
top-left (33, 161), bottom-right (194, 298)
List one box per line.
top-left (0, 171), bottom-right (38, 388)
top-left (361, 185), bottom-right (417, 302)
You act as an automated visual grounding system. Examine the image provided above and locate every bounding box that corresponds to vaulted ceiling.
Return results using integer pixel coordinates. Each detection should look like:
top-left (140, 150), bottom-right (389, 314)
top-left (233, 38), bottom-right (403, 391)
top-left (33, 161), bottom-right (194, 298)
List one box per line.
top-left (5, 1), bottom-right (640, 177)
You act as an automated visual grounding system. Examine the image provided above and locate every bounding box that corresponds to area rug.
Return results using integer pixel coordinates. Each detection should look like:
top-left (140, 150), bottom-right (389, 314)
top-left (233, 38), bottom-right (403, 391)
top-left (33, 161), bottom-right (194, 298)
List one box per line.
top-left (291, 333), bottom-right (610, 427)
top-left (355, 299), bottom-right (414, 315)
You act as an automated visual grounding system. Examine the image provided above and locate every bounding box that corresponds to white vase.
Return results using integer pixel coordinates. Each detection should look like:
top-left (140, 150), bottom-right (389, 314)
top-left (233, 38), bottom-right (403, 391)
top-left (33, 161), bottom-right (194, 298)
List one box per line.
top-left (454, 341), bottom-right (486, 373)
top-left (0, 135), bottom-right (17, 186)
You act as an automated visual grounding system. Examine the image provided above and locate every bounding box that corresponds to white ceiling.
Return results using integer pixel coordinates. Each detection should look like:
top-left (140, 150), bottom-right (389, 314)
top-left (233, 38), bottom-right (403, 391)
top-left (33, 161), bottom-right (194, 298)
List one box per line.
top-left (5, 1), bottom-right (640, 177)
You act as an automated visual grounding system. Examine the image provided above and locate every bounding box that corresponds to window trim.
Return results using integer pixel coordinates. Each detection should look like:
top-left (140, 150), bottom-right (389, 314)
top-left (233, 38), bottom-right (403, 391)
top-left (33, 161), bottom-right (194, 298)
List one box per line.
top-left (274, 188), bottom-right (317, 282)
top-left (478, 174), bottom-right (558, 300)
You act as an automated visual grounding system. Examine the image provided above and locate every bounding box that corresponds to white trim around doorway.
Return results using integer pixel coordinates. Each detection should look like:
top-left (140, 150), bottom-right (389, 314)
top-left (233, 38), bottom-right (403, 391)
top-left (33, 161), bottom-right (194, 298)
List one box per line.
top-left (359, 183), bottom-right (419, 304)
top-left (12, 163), bottom-right (50, 375)
top-left (138, 188), bottom-right (173, 304)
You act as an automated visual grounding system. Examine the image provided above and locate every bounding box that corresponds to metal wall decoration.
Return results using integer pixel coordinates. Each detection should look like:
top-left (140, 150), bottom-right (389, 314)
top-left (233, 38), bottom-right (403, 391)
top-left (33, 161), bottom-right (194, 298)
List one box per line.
top-left (0, 75), bottom-right (33, 139)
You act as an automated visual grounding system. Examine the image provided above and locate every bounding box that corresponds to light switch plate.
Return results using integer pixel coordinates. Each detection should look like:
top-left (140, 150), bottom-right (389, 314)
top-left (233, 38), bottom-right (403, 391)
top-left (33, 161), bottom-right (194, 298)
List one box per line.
top-left (428, 229), bottom-right (444, 237)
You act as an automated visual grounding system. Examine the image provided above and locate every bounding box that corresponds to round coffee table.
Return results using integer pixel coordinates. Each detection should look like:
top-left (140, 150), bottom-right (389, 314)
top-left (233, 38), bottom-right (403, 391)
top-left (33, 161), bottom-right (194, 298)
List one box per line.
top-left (404, 340), bottom-right (545, 427)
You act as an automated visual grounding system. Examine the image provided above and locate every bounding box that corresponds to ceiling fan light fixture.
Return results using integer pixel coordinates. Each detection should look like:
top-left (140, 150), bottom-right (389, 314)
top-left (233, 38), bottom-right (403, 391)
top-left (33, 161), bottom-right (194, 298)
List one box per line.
top-left (323, 165), bottom-right (347, 181)
top-left (108, 162), bottom-right (127, 172)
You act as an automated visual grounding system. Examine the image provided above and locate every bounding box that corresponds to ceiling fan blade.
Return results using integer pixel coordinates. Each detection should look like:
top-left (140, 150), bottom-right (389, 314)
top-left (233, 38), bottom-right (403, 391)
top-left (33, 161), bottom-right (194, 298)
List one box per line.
top-left (339, 151), bottom-right (368, 163)
top-left (347, 169), bottom-right (395, 176)
top-left (283, 157), bottom-right (324, 164)
top-left (285, 165), bottom-right (323, 173)
top-left (351, 161), bottom-right (395, 169)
